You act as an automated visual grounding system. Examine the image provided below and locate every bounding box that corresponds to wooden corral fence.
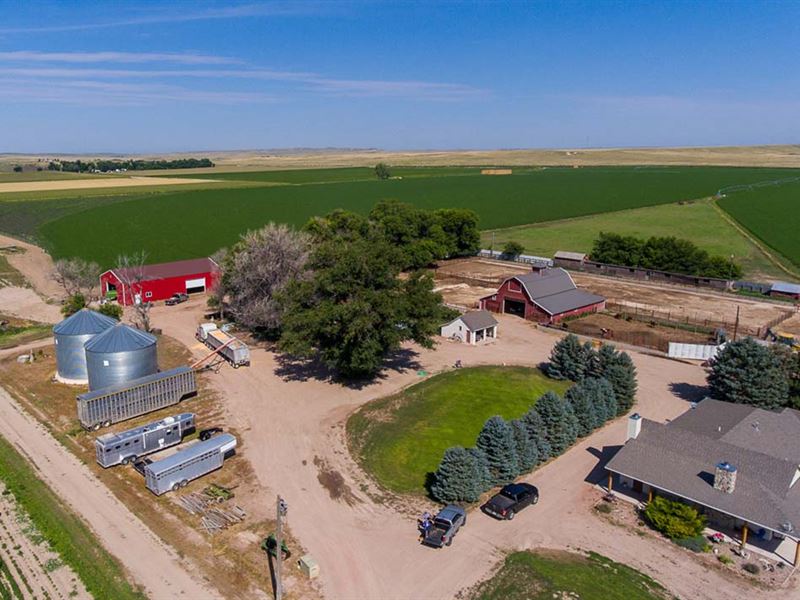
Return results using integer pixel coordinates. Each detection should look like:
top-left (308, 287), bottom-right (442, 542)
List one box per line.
top-left (604, 301), bottom-right (788, 339)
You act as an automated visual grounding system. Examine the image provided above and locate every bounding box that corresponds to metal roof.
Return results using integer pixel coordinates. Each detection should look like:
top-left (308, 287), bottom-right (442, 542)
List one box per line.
top-left (53, 308), bottom-right (117, 336)
top-left (84, 324), bottom-right (156, 353)
top-left (450, 310), bottom-right (498, 332)
top-left (511, 268), bottom-right (605, 315)
top-left (77, 366), bottom-right (192, 402)
top-left (96, 413), bottom-right (194, 445)
top-left (606, 399), bottom-right (800, 536)
top-left (771, 281), bottom-right (800, 295)
top-left (145, 433), bottom-right (236, 476)
top-left (554, 250), bottom-right (587, 261)
top-left (104, 257), bottom-right (217, 283)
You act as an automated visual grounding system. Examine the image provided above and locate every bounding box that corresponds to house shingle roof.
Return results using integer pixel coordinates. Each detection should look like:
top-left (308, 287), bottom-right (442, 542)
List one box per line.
top-left (606, 399), bottom-right (800, 536)
top-left (457, 310), bottom-right (498, 332)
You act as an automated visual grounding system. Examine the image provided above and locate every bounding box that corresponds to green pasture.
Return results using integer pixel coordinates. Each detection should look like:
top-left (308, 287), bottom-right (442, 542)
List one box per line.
top-left (719, 177), bottom-right (800, 271)
top-left (347, 366), bottom-right (569, 495)
top-left (26, 166), bottom-right (800, 267)
top-left (483, 199), bottom-right (790, 280)
top-left (469, 551), bottom-right (671, 600)
top-left (178, 165), bottom-right (482, 184)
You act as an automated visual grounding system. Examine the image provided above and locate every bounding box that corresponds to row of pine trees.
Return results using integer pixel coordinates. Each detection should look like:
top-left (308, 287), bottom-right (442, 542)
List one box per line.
top-left (430, 335), bottom-right (637, 503)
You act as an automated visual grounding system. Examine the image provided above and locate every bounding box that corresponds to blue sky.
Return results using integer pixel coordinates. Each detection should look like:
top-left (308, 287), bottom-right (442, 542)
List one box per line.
top-left (0, 1), bottom-right (798, 153)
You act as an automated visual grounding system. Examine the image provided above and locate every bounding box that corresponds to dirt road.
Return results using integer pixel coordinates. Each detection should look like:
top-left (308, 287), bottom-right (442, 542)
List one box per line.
top-left (155, 300), bottom-right (794, 600)
top-left (0, 381), bottom-right (223, 600)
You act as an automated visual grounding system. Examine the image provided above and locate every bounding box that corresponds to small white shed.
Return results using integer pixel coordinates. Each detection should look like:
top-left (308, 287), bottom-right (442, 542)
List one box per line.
top-left (440, 310), bottom-right (499, 345)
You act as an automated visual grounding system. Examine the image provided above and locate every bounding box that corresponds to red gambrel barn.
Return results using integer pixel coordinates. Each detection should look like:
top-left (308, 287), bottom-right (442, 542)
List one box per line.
top-left (100, 257), bottom-right (220, 306)
top-left (480, 268), bottom-right (605, 324)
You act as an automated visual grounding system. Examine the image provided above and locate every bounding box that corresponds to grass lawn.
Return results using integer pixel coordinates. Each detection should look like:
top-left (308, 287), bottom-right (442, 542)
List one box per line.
top-left (347, 366), bottom-right (570, 495)
top-left (482, 199), bottom-right (790, 280)
top-left (719, 177), bottom-right (800, 271)
top-left (468, 550), bottom-right (672, 600)
top-left (0, 434), bottom-right (145, 599)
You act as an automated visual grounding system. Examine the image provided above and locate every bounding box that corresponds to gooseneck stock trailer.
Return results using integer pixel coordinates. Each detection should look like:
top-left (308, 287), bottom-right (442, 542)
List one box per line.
top-left (95, 413), bottom-right (195, 468)
top-left (144, 433), bottom-right (237, 495)
top-left (77, 366), bottom-right (197, 430)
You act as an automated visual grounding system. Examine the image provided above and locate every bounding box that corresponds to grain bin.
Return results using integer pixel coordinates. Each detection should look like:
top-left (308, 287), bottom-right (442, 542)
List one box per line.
top-left (53, 309), bottom-right (117, 384)
top-left (84, 324), bottom-right (158, 391)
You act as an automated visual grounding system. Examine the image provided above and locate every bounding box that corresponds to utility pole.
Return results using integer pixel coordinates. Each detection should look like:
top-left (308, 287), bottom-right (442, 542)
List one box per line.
top-left (275, 495), bottom-right (287, 600)
top-left (733, 305), bottom-right (740, 342)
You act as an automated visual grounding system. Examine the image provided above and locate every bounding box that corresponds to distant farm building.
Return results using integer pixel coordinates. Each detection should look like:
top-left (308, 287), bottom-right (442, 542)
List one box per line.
top-left (770, 281), bottom-right (800, 300)
top-left (440, 310), bottom-right (498, 345)
top-left (479, 268), bottom-right (605, 323)
top-left (101, 257), bottom-right (219, 306)
top-left (480, 169), bottom-right (512, 175)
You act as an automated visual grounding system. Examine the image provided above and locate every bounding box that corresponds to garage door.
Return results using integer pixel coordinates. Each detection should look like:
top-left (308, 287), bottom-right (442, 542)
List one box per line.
top-left (503, 298), bottom-right (526, 318)
top-left (185, 278), bottom-right (206, 294)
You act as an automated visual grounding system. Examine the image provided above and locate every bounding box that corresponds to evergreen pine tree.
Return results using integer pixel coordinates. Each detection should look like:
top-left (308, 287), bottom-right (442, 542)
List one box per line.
top-left (534, 391), bottom-right (578, 456)
top-left (587, 377), bottom-right (618, 424)
top-left (430, 446), bottom-right (489, 502)
top-left (583, 341), bottom-right (600, 376)
top-left (564, 383), bottom-right (598, 437)
top-left (708, 338), bottom-right (790, 409)
top-left (596, 344), bottom-right (638, 414)
top-left (511, 419), bottom-right (539, 472)
top-left (547, 334), bottom-right (587, 381)
top-left (521, 409), bottom-right (552, 463)
top-left (468, 447), bottom-right (492, 492)
top-left (476, 416), bottom-right (520, 485)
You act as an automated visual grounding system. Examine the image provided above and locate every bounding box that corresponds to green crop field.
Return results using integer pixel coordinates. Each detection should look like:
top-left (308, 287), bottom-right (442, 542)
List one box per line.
top-left (347, 366), bottom-right (569, 495)
top-left (28, 166), bottom-right (800, 267)
top-left (482, 199), bottom-right (791, 280)
top-left (468, 550), bottom-right (671, 600)
top-left (1, 165), bottom-right (799, 268)
top-left (718, 178), bottom-right (800, 270)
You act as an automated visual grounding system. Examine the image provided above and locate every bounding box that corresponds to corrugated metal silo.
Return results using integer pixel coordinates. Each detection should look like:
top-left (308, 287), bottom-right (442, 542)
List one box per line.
top-left (84, 324), bottom-right (158, 391)
top-left (53, 309), bottom-right (117, 383)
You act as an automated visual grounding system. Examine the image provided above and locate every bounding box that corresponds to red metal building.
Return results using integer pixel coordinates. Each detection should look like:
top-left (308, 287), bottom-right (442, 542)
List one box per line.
top-left (100, 257), bottom-right (220, 306)
top-left (480, 268), bottom-right (605, 324)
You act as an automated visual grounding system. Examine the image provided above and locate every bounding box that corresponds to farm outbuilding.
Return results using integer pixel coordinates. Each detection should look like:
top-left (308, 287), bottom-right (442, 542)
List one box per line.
top-left (770, 281), bottom-right (800, 300)
top-left (100, 257), bottom-right (219, 306)
top-left (479, 268), bottom-right (605, 324)
top-left (440, 310), bottom-right (498, 345)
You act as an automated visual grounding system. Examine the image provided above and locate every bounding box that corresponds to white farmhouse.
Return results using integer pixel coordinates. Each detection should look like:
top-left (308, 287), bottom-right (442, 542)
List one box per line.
top-left (440, 310), bottom-right (498, 345)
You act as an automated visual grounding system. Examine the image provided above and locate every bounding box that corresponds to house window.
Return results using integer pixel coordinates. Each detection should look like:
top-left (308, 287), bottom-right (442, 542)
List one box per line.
top-left (145, 291), bottom-right (153, 298)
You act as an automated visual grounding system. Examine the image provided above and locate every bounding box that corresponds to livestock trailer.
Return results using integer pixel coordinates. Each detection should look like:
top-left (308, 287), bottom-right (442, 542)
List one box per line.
top-left (77, 366), bottom-right (197, 430)
top-left (196, 323), bottom-right (250, 367)
top-left (95, 413), bottom-right (195, 468)
top-left (144, 433), bottom-right (237, 495)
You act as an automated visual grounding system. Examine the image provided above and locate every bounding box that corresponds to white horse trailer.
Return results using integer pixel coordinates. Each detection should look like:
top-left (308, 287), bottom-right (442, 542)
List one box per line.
top-left (95, 413), bottom-right (195, 468)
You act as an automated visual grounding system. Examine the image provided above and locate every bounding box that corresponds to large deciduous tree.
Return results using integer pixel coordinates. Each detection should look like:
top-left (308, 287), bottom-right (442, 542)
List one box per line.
top-left (53, 257), bottom-right (101, 300)
top-left (218, 223), bottom-right (310, 332)
top-left (278, 235), bottom-right (447, 379)
top-left (708, 338), bottom-right (789, 409)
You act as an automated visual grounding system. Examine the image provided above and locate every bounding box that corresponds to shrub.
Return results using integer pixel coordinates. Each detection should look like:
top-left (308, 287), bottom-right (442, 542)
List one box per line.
top-left (717, 554), bottom-right (734, 565)
top-left (743, 563), bottom-right (760, 575)
top-left (96, 303), bottom-right (122, 320)
top-left (476, 416), bottom-right (520, 485)
top-left (60, 293), bottom-right (86, 317)
top-left (644, 496), bottom-right (707, 540)
top-left (502, 240), bottom-right (525, 257)
top-left (595, 502), bottom-right (613, 514)
top-left (675, 535), bottom-right (711, 553)
top-left (430, 446), bottom-right (489, 503)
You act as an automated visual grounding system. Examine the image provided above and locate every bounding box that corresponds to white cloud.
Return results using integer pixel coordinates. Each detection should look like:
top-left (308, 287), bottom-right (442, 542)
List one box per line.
top-left (0, 51), bottom-right (241, 65)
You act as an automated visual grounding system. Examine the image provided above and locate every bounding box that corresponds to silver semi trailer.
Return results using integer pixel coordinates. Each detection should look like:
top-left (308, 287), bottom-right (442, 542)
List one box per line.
top-left (144, 433), bottom-right (237, 495)
top-left (77, 366), bottom-right (197, 430)
top-left (95, 413), bottom-right (195, 468)
top-left (196, 323), bottom-right (250, 368)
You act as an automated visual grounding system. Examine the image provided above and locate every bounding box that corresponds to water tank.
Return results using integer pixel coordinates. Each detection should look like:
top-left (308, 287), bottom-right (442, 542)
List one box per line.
top-left (84, 324), bottom-right (158, 391)
top-left (53, 309), bottom-right (117, 383)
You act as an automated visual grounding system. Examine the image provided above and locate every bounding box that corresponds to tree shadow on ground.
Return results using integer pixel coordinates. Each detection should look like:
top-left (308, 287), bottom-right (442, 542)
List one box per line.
top-left (273, 347), bottom-right (422, 390)
top-left (584, 445), bottom-right (623, 485)
top-left (669, 382), bottom-right (709, 403)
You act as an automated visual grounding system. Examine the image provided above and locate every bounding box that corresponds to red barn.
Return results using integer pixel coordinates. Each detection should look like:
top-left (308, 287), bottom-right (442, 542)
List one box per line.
top-left (100, 257), bottom-right (220, 306)
top-left (479, 268), bottom-right (605, 324)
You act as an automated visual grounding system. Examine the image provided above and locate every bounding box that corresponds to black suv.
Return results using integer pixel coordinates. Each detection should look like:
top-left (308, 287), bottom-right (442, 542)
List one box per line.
top-left (481, 483), bottom-right (539, 520)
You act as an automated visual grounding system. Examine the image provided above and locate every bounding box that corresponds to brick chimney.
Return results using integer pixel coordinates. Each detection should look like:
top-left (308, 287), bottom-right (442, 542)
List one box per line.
top-left (626, 413), bottom-right (642, 441)
top-left (714, 461), bottom-right (737, 494)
